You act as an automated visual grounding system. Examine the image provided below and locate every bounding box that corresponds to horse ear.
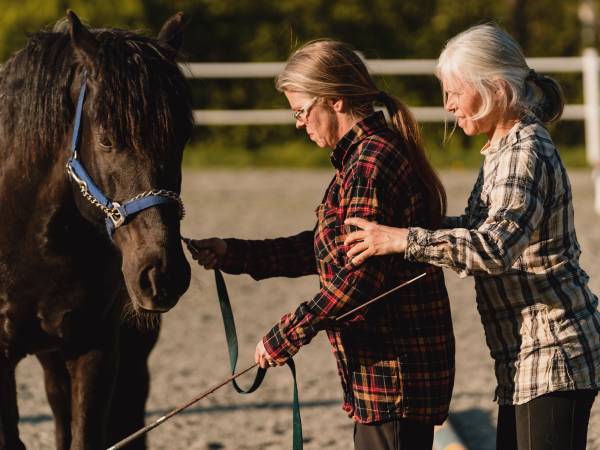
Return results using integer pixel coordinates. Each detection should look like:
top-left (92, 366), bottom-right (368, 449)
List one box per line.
top-left (158, 12), bottom-right (186, 52)
top-left (66, 10), bottom-right (99, 70)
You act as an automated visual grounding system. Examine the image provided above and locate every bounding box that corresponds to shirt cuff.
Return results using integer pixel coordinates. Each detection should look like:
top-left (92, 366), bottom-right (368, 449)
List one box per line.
top-left (262, 316), bottom-right (299, 364)
top-left (405, 227), bottom-right (431, 262)
top-left (220, 238), bottom-right (248, 274)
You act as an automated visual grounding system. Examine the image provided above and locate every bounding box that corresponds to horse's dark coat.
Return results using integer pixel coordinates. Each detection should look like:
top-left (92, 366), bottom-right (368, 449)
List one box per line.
top-left (0, 11), bottom-right (192, 450)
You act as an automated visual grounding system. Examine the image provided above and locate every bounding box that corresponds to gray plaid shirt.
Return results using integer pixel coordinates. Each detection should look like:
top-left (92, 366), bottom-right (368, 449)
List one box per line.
top-left (406, 115), bottom-right (600, 405)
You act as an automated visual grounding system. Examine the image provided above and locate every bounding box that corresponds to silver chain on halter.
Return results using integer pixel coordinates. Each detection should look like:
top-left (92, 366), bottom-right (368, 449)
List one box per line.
top-left (127, 189), bottom-right (186, 219)
top-left (68, 163), bottom-right (185, 226)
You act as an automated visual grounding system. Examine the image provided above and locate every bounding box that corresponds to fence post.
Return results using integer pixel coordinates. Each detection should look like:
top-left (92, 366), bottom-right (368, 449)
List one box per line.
top-left (582, 48), bottom-right (600, 214)
top-left (594, 167), bottom-right (600, 215)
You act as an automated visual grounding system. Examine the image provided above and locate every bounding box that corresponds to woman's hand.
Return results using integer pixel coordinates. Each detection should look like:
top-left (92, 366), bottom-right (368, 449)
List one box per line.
top-left (344, 217), bottom-right (409, 266)
top-left (184, 238), bottom-right (227, 270)
top-left (255, 339), bottom-right (279, 369)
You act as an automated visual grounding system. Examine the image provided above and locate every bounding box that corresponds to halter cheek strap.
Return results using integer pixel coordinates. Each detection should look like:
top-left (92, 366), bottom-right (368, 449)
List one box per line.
top-left (65, 70), bottom-right (185, 238)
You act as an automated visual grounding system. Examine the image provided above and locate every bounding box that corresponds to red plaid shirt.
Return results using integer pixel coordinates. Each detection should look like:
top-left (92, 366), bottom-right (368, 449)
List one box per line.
top-left (221, 112), bottom-right (455, 424)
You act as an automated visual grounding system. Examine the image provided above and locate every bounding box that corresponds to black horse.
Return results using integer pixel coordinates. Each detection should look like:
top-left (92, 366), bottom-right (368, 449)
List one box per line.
top-left (0, 11), bottom-right (193, 450)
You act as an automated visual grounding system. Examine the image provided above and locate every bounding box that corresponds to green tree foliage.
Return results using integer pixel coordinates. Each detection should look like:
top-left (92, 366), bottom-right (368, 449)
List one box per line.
top-left (0, 0), bottom-right (595, 165)
top-left (0, 0), bottom-right (149, 60)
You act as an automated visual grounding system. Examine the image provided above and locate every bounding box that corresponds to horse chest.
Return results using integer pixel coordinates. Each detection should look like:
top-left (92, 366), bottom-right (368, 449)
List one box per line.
top-left (0, 298), bottom-right (57, 353)
top-left (0, 261), bottom-right (112, 354)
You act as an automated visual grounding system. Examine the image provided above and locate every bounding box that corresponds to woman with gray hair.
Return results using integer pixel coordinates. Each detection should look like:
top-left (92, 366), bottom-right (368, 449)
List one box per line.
top-left (345, 24), bottom-right (600, 449)
top-left (187, 39), bottom-right (455, 449)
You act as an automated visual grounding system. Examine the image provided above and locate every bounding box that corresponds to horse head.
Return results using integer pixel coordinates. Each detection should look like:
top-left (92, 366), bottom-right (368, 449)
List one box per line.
top-left (65, 11), bottom-right (192, 313)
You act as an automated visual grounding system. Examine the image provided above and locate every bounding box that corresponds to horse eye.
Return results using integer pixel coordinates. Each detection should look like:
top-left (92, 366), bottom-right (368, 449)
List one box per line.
top-left (98, 133), bottom-right (113, 150)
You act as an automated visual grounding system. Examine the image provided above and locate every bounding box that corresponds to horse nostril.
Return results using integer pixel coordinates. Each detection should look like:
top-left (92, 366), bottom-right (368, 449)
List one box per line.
top-left (133, 257), bottom-right (187, 311)
top-left (139, 264), bottom-right (159, 297)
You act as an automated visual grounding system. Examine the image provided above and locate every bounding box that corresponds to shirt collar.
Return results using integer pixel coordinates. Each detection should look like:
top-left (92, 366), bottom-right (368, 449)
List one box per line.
top-left (330, 111), bottom-right (388, 170)
top-left (480, 113), bottom-right (540, 156)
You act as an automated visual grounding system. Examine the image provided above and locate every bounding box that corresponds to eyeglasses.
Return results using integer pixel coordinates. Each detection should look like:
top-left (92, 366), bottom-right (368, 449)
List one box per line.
top-left (292, 97), bottom-right (317, 122)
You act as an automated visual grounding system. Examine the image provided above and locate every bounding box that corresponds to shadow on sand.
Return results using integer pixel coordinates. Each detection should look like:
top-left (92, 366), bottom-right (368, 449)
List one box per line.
top-left (19, 399), bottom-right (340, 425)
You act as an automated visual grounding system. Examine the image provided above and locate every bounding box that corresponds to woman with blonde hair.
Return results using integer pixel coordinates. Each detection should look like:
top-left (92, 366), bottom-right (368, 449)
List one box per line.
top-left (187, 39), bottom-right (455, 449)
top-left (345, 24), bottom-right (600, 450)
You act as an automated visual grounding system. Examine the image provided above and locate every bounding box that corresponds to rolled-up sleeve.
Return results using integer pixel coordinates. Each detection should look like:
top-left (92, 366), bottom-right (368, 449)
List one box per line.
top-left (406, 146), bottom-right (546, 277)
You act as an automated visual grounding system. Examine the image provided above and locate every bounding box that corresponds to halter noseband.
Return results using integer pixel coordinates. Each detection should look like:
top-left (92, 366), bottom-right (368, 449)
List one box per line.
top-left (65, 70), bottom-right (185, 238)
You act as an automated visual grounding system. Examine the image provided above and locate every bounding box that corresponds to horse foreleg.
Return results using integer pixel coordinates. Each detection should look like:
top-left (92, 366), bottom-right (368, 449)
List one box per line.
top-left (66, 348), bottom-right (118, 450)
top-left (107, 320), bottom-right (160, 450)
top-left (37, 351), bottom-right (72, 450)
top-left (0, 356), bottom-right (25, 450)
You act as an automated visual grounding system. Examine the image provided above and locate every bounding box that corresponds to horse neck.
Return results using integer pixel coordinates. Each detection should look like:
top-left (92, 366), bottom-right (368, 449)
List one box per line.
top-left (0, 136), bottom-right (73, 241)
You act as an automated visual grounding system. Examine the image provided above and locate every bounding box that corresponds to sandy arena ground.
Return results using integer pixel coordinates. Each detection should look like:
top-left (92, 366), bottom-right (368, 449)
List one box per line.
top-left (14, 168), bottom-right (600, 450)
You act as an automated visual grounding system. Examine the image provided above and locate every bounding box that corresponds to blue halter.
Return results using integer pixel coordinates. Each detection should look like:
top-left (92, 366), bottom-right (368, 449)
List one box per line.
top-left (66, 70), bottom-right (185, 238)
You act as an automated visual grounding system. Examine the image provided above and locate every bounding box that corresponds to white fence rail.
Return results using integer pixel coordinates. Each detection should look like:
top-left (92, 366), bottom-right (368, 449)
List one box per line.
top-left (182, 52), bottom-right (600, 213)
top-left (180, 55), bottom-right (590, 123)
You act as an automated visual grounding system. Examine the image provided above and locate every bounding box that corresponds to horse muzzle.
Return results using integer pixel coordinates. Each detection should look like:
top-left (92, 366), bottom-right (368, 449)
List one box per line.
top-left (118, 224), bottom-right (191, 313)
top-left (133, 258), bottom-right (191, 312)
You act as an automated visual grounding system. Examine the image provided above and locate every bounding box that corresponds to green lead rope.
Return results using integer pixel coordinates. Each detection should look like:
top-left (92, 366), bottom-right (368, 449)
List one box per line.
top-left (214, 268), bottom-right (265, 394)
top-left (214, 269), bottom-right (303, 450)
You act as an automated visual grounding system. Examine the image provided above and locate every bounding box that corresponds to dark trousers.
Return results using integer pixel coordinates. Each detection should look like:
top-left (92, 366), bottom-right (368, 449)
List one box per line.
top-left (354, 418), bottom-right (434, 450)
top-left (497, 389), bottom-right (597, 450)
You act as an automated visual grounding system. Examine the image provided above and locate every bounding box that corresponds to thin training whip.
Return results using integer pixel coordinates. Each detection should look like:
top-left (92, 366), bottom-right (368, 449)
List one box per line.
top-left (105, 271), bottom-right (427, 450)
top-left (106, 363), bottom-right (258, 450)
top-left (335, 272), bottom-right (427, 321)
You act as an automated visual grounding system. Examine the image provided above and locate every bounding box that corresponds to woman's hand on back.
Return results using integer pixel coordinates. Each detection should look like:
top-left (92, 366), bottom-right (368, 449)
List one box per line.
top-left (344, 217), bottom-right (409, 266)
top-left (184, 238), bottom-right (227, 270)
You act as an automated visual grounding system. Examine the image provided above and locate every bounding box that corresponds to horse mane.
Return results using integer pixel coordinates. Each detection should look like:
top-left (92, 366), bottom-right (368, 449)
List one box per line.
top-left (0, 25), bottom-right (192, 162)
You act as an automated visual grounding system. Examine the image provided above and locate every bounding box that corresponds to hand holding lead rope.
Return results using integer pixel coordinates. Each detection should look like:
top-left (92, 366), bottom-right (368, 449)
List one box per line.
top-left (255, 339), bottom-right (279, 368)
top-left (183, 236), bottom-right (227, 270)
